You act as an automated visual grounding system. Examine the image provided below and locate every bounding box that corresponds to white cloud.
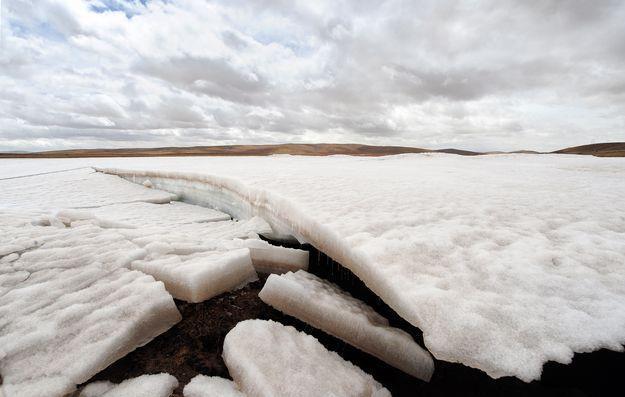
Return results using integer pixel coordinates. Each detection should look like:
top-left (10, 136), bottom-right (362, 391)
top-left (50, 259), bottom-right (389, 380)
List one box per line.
top-left (0, 0), bottom-right (624, 152)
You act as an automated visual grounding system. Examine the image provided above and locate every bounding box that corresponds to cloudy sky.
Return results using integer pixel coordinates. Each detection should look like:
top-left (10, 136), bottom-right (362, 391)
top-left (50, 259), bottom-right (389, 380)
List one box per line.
top-left (0, 0), bottom-right (624, 152)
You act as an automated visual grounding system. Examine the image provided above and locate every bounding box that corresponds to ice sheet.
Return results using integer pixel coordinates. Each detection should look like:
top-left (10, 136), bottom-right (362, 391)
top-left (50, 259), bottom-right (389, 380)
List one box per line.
top-left (79, 373), bottom-right (178, 397)
top-left (0, 216), bottom-right (181, 397)
top-left (222, 319), bottom-right (390, 397)
top-left (183, 375), bottom-right (244, 397)
top-left (2, 154), bottom-right (625, 381)
top-left (259, 270), bottom-right (434, 381)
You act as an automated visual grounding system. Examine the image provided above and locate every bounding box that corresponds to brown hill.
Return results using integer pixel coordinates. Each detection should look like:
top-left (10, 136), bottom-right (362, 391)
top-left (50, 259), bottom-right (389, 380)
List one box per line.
top-left (553, 142), bottom-right (625, 157)
top-left (0, 143), bottom-right (438, 158)
top-left (2, 142), bottom-right (623, 159)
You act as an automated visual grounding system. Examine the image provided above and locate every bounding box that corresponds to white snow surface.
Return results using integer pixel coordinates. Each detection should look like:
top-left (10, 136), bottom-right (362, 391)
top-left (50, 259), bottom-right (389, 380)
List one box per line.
top-left (223, 319), bottom-right (390, 397)
top-left (1, 154), bottom-right (624, 381)
top-left (260, 270), bottom-right (434, 381)
top-left (183, 375), bottom-right (244, 397)
top-left (79, 373), bottom-right (178, 397)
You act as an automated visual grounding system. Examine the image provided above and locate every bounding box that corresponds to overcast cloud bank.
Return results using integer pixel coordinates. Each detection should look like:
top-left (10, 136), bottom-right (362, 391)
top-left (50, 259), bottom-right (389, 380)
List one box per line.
top-left (0, 0), bottom-right (624, 151)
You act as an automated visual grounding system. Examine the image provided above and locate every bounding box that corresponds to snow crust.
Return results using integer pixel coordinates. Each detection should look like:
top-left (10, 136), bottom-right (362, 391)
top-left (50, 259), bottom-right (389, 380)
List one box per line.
top-left (222, 319), bottom-right (390, 397)
top-left (84, 154), bottom-right (625, 381)
top-left (79, 373), bottom-right (178, 397)
top-left (183, 375), bottom-right (244, 397)
top-left (259, 270), bottom-right (434, 381)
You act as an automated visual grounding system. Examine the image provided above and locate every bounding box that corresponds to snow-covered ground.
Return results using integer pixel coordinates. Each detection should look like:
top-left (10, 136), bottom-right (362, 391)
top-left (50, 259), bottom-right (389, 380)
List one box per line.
top-left (2, 154), bottom-right (625, 382)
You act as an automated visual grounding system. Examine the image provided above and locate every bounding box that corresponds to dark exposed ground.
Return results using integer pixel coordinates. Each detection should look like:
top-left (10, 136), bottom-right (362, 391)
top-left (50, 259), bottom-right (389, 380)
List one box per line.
top-left (85, 243), bottom-right (625, 397)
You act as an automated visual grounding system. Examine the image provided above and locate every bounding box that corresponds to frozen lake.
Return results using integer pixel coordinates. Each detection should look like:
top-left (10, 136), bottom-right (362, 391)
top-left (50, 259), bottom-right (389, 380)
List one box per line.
top-left (1, 153), bottom-right (625, 391)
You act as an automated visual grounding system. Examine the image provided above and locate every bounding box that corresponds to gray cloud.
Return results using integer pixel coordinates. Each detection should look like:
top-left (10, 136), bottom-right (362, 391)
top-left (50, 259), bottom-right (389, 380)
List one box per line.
top-left (0, 0), bottom-right (624, 152)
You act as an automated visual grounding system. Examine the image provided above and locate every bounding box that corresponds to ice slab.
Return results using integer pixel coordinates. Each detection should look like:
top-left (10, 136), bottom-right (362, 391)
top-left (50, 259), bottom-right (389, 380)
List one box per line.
top-left (183, 375), bottom-right (244, 397)
top-left (78, 381), bottom-right (116, 397)
top-left (222, 319), bottom-right (390, 397)
top-left (79, 373), bottom-right (178, 397)
top-left (0, 168), bottom-right (176, 212)
top-left (241, 239), bottom-right (309, 274)
top-left (0, 215), bottom-right (181, 397)
top-left (131, 247), bottom-right (258, 303)
top-left (260, 270), bottom-right (434, 381)
top-left (90, 154), bottom-right (625, 381)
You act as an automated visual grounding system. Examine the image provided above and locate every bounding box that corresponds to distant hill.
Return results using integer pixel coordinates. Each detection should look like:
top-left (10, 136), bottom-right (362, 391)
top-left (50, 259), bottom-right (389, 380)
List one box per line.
top-left (0, 142), bottom-right (623, 158)
top-left (553, 142), bottom-right (625, 157)
top-left (0, 143), bottom-right (444, 158)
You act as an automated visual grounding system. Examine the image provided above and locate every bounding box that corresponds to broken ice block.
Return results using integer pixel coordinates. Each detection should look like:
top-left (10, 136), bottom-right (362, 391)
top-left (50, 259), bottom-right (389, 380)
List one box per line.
top-left (131, 248), bottom-right (258, 303)
top-left (241, 239), bottom-right (309, 274)
top-left (259, 270), bottom-right (434, 381)
top-left (183, 375), bottom-right (244, 397)
top-left (222, 319), bottom-right (390, 397)
top-left (79, 373), bottom-right (178, 397)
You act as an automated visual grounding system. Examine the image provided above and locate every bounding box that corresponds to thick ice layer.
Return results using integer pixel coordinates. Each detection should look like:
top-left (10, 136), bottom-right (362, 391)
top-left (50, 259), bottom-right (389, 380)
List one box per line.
top-left (222, 319), bottom-right (390, 397)
top-left (260, 270), bottom-right (434, 381)
top-left (183, 375), bottom-right (244, 397)
top-left (87, 154), bottom-right (625, 381)
top-left (0, 168), bottom-right (176, 212)
top-left (0, 216), bottom-right (181, 397)
top-left (79, 373), bottom-right (178, 397)
top-left (131, 247), bottom-right (257, 302)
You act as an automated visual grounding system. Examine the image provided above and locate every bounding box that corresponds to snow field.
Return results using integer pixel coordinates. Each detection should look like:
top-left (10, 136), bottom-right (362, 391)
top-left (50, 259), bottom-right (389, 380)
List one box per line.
top-left (79, 373), bottom-right (178, 397)
top-left (222, 319), bottom-right (391, 397)
top-left (259, 270), bottom-right (434, 381)
top-left (183, 375), bottom-right (245, 397)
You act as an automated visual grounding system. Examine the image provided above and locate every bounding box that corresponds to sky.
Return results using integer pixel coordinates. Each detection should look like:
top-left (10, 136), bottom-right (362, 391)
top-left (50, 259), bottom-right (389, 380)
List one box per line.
top-left (0, 0), bottom-right (624, 152)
